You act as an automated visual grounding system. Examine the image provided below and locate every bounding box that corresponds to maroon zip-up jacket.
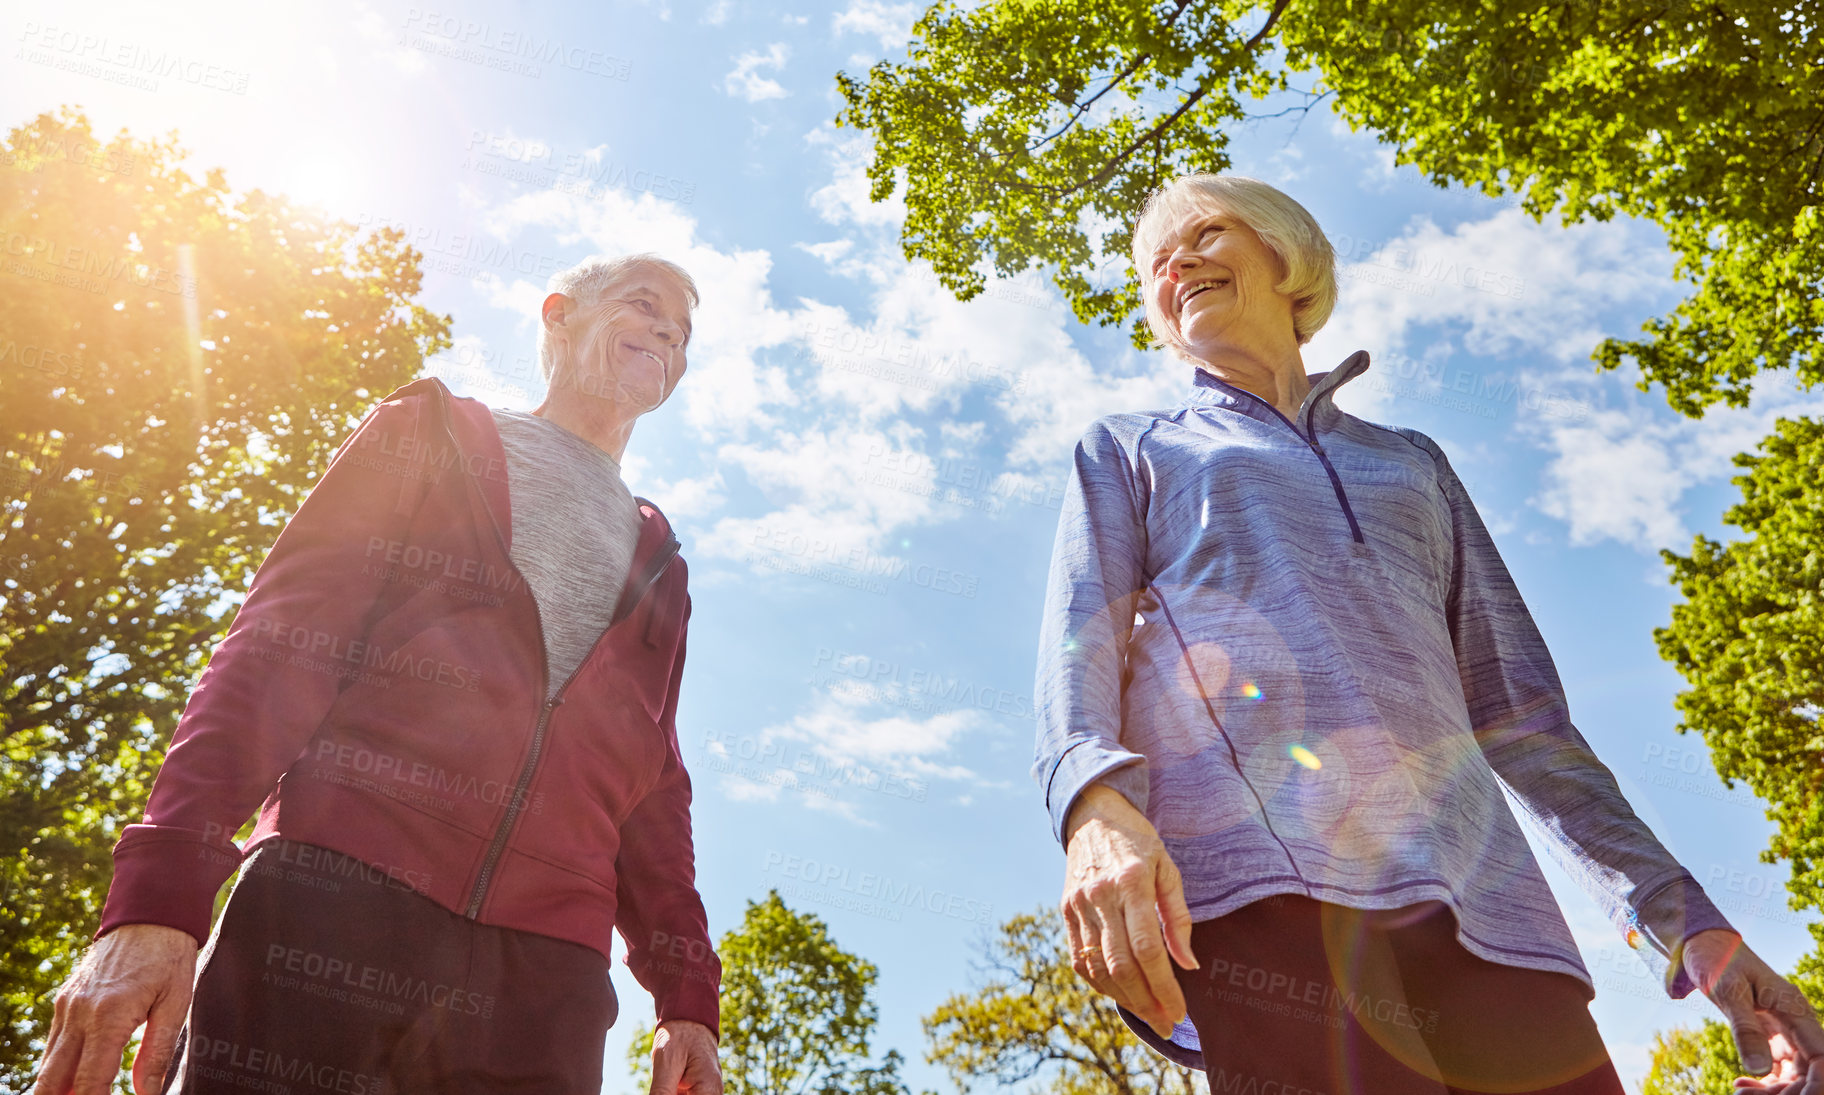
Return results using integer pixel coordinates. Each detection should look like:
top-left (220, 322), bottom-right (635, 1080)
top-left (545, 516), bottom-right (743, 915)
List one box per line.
top-left (96, 377), bottom-right (722, 1032)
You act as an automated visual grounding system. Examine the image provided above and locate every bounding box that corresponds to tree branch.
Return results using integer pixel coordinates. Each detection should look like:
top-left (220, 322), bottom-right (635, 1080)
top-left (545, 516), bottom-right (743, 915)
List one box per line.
top-left (1003, 0), bottom-right (1293, 200)
top-left (1021, 0), bottom-right (1196, 157)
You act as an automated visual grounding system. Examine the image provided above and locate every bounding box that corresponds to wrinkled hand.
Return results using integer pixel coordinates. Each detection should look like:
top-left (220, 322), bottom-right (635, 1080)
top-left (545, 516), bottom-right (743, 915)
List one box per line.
top-left (1676, 929), bottom-right (1824, 1094)
top-left (35, 924), bottom-right (198, 1095)
top-left (1061, 783), bottom-right (1199, 1038)
top-left (648, 1018), bottom-right (722, 1095)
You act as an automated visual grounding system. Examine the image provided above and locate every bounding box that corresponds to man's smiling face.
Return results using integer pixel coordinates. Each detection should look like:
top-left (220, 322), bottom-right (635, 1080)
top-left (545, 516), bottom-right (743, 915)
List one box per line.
top-left (565, 270), bottom-right (694, 412)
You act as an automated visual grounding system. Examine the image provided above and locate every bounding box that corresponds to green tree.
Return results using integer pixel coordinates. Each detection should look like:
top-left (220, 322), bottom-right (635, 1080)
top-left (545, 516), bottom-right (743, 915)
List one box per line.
top-left (924, 907), bottom-right (1201, 1095)
top-left (627, 891), bottom-right (913, 1095)
top-left (1642, 1020), bottom-right (1742, 1094)
top-left (835, 0), bottom-right (1821, 417)
top-left (1643, 417), bottom-right (1824, 1084)
top-left (0, 106), bottom-right (449, 1086)
top-left (1659, 418), bottom-right (1824, 921)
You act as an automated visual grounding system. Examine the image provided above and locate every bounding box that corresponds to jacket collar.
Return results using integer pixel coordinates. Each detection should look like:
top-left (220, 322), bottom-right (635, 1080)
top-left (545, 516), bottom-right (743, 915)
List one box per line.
top-left (1185, 350), bottom-right (1371, 431)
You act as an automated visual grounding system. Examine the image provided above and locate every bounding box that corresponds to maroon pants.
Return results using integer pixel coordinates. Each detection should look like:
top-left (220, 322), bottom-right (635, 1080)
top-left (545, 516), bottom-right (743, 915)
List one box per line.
top-left (1167, 895), bottom-right (1625, 1095)
top-left (161, 839), bottom-right (618, 1095)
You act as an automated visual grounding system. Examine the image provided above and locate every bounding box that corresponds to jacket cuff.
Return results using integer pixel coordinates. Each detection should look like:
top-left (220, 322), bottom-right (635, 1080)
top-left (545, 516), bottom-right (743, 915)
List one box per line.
top-left (96, 825), bottom-right (243, 948)
top-left (1632, 874), bottom-right (1737, 999)
top-left (1046, 739), bottom-right (1149, 844)
top-left (649, 960), bottom-right (722, 1039)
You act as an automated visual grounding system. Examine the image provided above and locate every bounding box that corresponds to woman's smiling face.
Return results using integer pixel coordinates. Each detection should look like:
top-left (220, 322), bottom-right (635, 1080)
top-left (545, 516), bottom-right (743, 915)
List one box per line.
top-left (1146, 205), bottom-right (1296, 359)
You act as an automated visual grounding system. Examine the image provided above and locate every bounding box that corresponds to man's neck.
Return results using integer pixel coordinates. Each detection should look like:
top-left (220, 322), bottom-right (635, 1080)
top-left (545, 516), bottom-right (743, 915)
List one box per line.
top-left (529, 395), bottom-right (638, 462)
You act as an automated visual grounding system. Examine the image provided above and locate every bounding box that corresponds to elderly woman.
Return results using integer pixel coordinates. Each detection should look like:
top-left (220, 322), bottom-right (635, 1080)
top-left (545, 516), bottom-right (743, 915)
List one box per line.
top-left (39, 254), bottom-right (723, 1095)
top-left (1034, 175), bottom-right (1824, 1094)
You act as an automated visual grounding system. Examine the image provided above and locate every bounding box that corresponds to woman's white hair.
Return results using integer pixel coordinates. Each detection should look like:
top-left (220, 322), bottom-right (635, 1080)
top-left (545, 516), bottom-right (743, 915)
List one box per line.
top-left (537, 253), bottom-right (699, 384)
top-left (1129, 173), bottom-right (1336, 350)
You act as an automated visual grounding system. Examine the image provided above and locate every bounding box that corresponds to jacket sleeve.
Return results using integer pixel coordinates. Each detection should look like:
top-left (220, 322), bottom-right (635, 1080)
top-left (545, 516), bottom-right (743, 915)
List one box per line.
top-left (1419, 432), bottom-right (1735, 998)
top-left (97, 391), bottom-right (434, 946)
top-left (614, 592), bottom-right (723, 1035)
top-left (1033, 418), bottom-right (1154, 845)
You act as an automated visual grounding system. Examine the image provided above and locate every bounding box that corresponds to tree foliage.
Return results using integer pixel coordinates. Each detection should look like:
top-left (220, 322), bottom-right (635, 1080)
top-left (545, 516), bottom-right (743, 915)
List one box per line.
top-left (924, 907), bottom-right (1202, 1095)
top-left (0, 107), bottom-right (449, 1085)
top-left (628, 891), bottom-right (913, 1095)
top-left (835, 0), bottom-right (1822, 416)
top-left (1646, 416), bottom-right (1824, 1082)
top-left (1641, 1020), bottom-right (1743, 1095)
top-left (1658, 417), bottom-right (1824, 916)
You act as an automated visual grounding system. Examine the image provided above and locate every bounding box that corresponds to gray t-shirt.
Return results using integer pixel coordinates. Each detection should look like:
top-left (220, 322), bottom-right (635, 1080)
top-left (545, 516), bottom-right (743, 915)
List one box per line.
top-left (490, 408), bottom-right (642, 698)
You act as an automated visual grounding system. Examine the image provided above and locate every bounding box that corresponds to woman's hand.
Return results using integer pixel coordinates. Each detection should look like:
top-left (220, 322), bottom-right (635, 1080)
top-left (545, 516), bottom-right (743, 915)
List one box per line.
top-left (1061, 783), bottom-right (1199, 1037)
top-left (1676, 928), bottom-right (1824, 1094)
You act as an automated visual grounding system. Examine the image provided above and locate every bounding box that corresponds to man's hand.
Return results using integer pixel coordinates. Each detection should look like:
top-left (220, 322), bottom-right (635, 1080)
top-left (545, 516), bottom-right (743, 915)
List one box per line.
top-left (1061, 783), bottom-right (1198, 1038)
top-left (35, 924), bottom-right (198, 1095)
top-left (647, 1018), bottom-right (721, 1095)
top-left (1677, 928), bottom-right (1824, 1094)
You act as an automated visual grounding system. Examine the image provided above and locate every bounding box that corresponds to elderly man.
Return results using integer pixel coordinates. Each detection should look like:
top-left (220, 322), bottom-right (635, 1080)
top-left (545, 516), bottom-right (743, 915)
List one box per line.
top-left (1034, 174), bottom-right (1824, 1094)
top-left (36, 254), bottom-right (722, 1095)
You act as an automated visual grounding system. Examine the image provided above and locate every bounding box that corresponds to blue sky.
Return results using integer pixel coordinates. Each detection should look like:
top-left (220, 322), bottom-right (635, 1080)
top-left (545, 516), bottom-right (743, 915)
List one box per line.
top-left (10, 1), bottom-right (1824, 1089)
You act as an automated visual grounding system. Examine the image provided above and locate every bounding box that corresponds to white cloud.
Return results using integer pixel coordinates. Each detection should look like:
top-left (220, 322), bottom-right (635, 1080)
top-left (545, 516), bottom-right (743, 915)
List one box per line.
top-left (354, 3), bottom-right (427, 74)
top-left (723, 43), bottom-right (790, 102)
top-left (806, 127), bottom-right (905, 228)
top-left (700, 0), bottom-right (733, 25)
top-left (832, 0), bottom-right (920, 50)
top-left (1526, 371), bottom-right (1824, 551)
top-left (765, 692), bottom-right (986, 781)
top-left (701, 690), bottom-right (990, 821)
top-left (795, 239), bottom-right (855, 264)
top-left (1304, 208), bottom-right (1673, 379)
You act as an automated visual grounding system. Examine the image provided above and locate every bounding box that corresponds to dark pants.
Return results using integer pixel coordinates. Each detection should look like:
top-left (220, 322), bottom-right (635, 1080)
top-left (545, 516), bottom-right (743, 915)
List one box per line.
top-left (162, 840), bottom-right (618, 1095)
top-left (1176, 895), bottom-right (1626, 1095)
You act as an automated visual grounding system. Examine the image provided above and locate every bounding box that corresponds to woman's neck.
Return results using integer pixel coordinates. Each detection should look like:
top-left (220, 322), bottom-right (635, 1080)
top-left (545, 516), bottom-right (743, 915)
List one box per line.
top-left (1193, 342), bottom-right (1310, 422)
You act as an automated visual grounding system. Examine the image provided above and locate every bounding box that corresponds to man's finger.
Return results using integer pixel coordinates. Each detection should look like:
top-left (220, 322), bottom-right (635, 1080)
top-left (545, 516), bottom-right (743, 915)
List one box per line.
top-left (1155, 856), bottom-right (1198, 971)
top-left (32, 1025), bottom-right (81, 1095)
top-left (133, 987), bottom-right (188, 1095)
top-left (70, 1020), bottom-right (131, 1095)
top-left (650, 1038), bottom-right (684, 1095)
top-left (688, 1042), bottom-right (725, 1095)
top-left (1799, 1054), bottom-right (1824, 1095)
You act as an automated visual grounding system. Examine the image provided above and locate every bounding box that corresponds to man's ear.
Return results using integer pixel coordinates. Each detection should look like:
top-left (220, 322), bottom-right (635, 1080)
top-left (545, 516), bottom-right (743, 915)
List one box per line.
top-left (542, 292), bottom-right (572, 328)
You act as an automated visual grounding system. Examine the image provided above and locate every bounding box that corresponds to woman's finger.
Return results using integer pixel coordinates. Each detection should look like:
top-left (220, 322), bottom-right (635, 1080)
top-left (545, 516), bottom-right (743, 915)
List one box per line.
top-left (1089, 869), bottom-right (1164, 1025)
top-left (1714, 972), bottom-right (1775, 1077)
top-left (1155, 854), bottom-right (1198, 971)
top-left (1120, 883), bottom-right (1185, 1035)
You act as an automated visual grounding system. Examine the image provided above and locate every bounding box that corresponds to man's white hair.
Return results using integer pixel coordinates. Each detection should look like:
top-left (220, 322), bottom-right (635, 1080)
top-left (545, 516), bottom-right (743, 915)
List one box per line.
top-left (1130, 174), bottom-right (1337, 350)
top-left (537, 253), bottom-right (699, 383)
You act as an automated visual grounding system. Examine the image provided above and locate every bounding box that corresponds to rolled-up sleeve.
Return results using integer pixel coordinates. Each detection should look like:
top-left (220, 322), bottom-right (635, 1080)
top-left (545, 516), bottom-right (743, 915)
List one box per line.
top-left (1033, 419), bottom-right (1154, 844)
top-left (1420, 433), bottom-right (1735, 998)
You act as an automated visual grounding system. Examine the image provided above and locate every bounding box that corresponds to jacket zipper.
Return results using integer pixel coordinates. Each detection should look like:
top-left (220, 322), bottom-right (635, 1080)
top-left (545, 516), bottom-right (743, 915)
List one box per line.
top-left (1206, 381), bottom-right (1364, 545)
top-left (422, 384), bottom-right (682, 919)
top-left (463, 545), bottom-right (679, 918)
